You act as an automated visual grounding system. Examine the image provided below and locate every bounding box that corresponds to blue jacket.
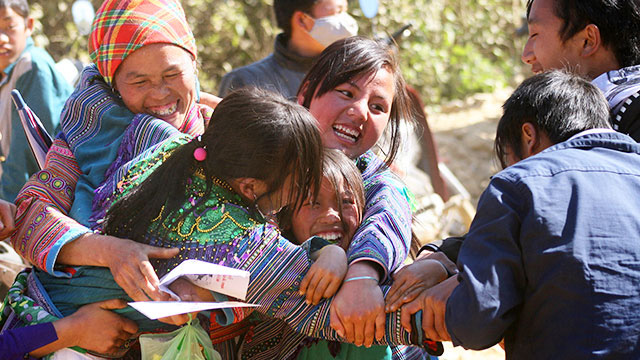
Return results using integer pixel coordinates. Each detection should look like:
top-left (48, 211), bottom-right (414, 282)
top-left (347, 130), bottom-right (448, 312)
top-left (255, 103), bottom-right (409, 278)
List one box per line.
top-left (446, 131), bottom-right (640, 359)
top-left (0, 38), bottom-right (72, 201)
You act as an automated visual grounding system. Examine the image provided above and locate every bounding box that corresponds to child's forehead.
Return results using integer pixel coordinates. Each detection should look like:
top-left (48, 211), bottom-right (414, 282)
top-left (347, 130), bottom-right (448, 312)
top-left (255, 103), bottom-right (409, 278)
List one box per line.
top-left (318, 175), bottom-right (352, 195)
top-left (0, 7), bottom-right (25, 21)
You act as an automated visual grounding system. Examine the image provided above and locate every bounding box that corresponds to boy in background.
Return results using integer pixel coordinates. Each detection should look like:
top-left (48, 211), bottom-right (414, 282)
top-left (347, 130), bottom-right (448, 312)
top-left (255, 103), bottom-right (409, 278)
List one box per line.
top-left (0, 0), bottom-right (73, 201)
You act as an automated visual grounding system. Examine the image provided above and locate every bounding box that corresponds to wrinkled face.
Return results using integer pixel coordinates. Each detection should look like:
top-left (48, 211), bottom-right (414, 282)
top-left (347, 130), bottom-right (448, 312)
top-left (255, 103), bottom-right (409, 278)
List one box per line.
top-left (0, 7), bottom-right (33, 72)
top-left (291, 177), bottom-right (360, 250)
top-left (521, 0), bottom-right (583, 74)
top-left (114, 43), bottom-right (197, 130)
top-left (305, 68), bottom-right (395, 159)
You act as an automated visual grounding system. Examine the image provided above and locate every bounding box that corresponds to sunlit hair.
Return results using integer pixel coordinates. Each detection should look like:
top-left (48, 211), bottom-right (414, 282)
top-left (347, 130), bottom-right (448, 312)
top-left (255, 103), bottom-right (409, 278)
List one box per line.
top-left (298, 36), bottom-right (413, 166)
top-left (323, 149), bottom-right (365, 228)
top-left (105, 88), bottom-right (324, 240)
top-left (495, 70), bottom-right (611, 168)
top-left (526, 0), bottom-right (640, 68)
top-left (0, 0), bottom-right (29, 18)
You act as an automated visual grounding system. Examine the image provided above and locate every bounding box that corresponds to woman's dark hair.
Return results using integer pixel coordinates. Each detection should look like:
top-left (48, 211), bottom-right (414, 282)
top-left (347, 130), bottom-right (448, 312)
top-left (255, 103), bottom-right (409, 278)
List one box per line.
top-left (297, 36), bottom-right (413, 166)
top-left (0, 0), bottom-right (29, 18)
top-left (526, 0), bottom-right (640, 68)
top-left (280, 148), bottom-right (365, 243)
top-left (495, 70), bottom-right (611, 168)
top-left (105, 88), bottom-right (324, 240)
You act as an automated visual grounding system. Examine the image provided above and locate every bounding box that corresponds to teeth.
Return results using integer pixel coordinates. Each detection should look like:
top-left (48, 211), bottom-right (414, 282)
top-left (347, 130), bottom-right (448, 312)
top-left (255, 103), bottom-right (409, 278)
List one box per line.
top-left (317, 232), bottom-right (343, 242)
top-left (333, 125), bottom-right (359, 142)
top-left (151, 103), bottom-right (177, 117)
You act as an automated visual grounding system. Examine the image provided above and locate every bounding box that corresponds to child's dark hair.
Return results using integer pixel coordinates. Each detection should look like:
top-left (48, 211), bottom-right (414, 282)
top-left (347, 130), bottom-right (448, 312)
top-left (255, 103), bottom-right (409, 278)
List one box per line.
top-left (495, 70), bottom-right (611, 168)
top-left (323, 149), bottom-right (365, 228)
top-left (0, 0), bottom-right (29, 18)
top-left (297, 36), bottom-right (413, 166)
top-left (280, 148), bottom-right (365, 243)
top-left (105, 88), bottom-right (324, 240)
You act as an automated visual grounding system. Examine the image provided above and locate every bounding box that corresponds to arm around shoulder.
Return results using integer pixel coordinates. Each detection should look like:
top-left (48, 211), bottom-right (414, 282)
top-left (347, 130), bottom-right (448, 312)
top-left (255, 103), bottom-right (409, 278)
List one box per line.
top-left (11, 138), bottom-right (92, 275)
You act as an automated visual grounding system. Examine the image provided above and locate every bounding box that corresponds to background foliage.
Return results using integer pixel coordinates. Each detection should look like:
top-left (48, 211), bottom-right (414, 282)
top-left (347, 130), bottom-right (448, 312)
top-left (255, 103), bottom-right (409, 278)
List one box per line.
top-left (33, 0), bottom-right (528, 104)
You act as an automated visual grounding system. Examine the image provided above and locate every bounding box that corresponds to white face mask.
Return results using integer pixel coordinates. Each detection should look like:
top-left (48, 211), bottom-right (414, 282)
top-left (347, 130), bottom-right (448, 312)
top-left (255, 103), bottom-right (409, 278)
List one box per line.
top-left (308, 12), bottom-right (358, 48)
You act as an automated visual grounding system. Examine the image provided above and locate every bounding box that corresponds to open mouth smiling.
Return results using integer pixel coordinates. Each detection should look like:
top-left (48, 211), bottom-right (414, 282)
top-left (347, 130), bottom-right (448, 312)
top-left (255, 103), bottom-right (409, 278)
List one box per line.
top-left (333, 124), bottom-right (360, 143)
top-left (149, 101), bottom-right (178, 117)
top-left (315, 231), bottom-right (344, 244)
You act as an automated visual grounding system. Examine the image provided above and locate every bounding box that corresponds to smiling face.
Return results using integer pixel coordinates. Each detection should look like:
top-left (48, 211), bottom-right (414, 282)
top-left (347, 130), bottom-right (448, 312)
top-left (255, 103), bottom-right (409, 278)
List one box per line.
top-left (113, 43), bottom-right (197, 130)
top-left (291, 176), bottom-right (360, 249)
top-left (305, 67), bottom-right (395, 159)
top-left (521, 0), bottom-right (584, 74)
top-left (0, 7), bottom-right (33, 73)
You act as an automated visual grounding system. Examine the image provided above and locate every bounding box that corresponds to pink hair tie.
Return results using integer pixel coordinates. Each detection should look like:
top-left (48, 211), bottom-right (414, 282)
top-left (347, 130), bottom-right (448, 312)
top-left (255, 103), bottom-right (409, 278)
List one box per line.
top-left (193, 136), bottom-right (207, 161)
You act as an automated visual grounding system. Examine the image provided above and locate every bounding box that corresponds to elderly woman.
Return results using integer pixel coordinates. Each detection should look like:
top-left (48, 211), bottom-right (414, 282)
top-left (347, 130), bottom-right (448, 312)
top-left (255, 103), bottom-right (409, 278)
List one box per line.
top-left (9, 0), bottom-right (212, 302)
top-left (2, 0), bottom-right (218, 357)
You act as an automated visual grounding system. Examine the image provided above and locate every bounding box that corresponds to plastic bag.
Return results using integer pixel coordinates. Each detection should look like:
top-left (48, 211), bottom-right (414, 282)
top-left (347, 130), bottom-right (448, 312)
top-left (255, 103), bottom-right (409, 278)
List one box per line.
top-left (140, 316), bottom-right (221, 360)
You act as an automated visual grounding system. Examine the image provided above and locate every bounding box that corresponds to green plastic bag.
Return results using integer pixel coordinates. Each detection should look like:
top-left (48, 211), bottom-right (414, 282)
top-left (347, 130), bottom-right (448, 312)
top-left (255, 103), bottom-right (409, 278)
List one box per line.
top-left (139, 316), bottom-right (220, 360)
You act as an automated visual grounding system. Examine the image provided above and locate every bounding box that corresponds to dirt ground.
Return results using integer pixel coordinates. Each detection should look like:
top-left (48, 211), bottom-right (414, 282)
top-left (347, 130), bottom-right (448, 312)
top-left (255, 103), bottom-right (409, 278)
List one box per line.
top-left (422, 88), bottom-right (513, 360)
top-left (428, 88), bottom-right (513, 205)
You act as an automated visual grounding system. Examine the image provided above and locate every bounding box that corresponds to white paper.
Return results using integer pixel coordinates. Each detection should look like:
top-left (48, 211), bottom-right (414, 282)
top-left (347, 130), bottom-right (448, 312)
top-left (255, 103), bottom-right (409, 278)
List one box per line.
top-left (158, 259), bottom-right (251, 300)
top-left (130, 260), bottom-right (255, 320)
top-left (128, 301), bottom-right (258, 320)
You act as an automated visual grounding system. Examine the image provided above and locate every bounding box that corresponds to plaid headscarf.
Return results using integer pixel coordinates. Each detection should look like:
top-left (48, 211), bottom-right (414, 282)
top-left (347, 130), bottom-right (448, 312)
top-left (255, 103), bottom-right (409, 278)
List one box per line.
top-left (89, 0), bottom-right (197, 86)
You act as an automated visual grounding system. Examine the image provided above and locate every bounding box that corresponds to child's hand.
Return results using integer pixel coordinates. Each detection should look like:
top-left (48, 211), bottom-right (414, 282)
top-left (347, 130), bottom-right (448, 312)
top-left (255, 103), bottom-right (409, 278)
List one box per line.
top-left (300, 244), bottom-right (347, 305)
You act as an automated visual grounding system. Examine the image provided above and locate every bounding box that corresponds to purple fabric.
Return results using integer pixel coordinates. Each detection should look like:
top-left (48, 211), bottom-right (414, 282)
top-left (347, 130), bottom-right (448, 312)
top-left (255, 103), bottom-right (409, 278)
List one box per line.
top-left (0, 322), bottom-right (58, 359)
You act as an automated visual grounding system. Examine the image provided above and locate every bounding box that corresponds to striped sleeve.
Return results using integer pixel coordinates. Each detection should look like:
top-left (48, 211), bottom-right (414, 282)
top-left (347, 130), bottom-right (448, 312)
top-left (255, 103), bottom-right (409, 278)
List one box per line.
top-left (347, 153), bottom-right (413, 281)
top-left (11, 138), bottom-right (91, 277)
top-left (240, 225), bottom-right (414, 348)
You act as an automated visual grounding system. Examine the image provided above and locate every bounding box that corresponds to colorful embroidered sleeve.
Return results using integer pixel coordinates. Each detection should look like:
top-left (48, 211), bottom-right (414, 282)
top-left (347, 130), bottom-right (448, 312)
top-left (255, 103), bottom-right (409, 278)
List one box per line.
top-left (347, 151), bottom-right (413, 280)
top-left (11, 138), bottom-right (92, 277)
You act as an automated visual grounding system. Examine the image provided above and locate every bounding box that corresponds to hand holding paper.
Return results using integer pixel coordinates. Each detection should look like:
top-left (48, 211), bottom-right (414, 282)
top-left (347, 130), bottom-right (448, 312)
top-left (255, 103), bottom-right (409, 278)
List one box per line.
top-left (129, 260), bottom-right (257, 320)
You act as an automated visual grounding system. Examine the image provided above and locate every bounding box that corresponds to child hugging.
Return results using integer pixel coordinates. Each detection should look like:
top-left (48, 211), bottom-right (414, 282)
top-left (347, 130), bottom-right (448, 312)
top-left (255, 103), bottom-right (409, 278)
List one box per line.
top-left (282, 148), bottom-right (366, 305)
top-left (278, 148), bottom-right (397, 359)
